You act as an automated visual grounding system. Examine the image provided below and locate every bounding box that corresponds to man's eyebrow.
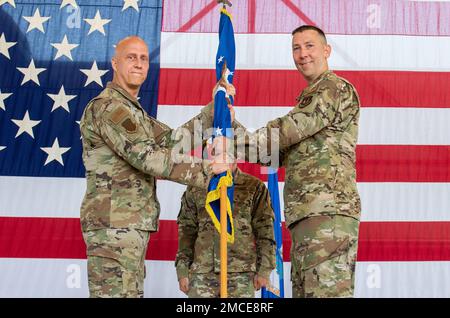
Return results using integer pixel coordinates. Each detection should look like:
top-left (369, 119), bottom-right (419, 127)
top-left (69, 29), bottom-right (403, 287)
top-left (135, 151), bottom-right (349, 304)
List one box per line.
top-left (293, 40), bottom-right (314, 46)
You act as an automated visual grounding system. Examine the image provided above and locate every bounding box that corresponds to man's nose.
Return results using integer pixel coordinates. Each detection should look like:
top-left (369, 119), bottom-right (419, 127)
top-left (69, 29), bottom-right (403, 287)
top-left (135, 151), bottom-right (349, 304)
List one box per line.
top-left (298, 48), bottom-right (308, 59)
top-left (134, 59), bottom-right (143, 68)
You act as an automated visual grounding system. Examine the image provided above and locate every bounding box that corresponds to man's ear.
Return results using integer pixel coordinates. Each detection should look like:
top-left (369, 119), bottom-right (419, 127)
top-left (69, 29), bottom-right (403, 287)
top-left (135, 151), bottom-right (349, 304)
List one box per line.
top-left (111, 57), bottom-right (117, 72)
top-left (324, 44), bottom-right (332, 59)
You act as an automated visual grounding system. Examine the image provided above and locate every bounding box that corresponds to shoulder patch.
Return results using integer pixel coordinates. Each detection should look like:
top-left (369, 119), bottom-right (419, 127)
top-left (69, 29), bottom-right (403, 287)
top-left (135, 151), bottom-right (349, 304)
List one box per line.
top-left (107, 105), bottom-right (139, 134)
top-left (300, 95), bottom-right (313, 107)
top-left (150, 118), bottom-right (170, 140)
top-left (110, 106), bottom-right (129, 124)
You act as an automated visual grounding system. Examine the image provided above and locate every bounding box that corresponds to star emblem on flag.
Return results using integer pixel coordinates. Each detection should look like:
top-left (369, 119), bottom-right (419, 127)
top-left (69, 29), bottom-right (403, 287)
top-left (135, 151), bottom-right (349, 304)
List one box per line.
top-left (16, 59), bottom-right (47, 86)
top-left (40, 138), bottom-right (71, 166)
top-left (0, 0), bottom-right (16, 8)
top-left (0, 90), bottom-right (12, 111)
top-left (84, 10), bottom-right (111, 36)
top-left (50, 35), bottom-right (79, 61)
top-left (23, 8), bottom-right (51, 34)
top-left (11, 110), bottom-right (41, 139)
top-left (0, 33), bottom-right (17, 59)
top-left (122, 0), bottom-right (140, 12)
top-left (47, 85), bottom-right (77, 113)
top-left (80, 61), bottom-right (109, 87)
top-left (60, 0), bottom-right (78, 9)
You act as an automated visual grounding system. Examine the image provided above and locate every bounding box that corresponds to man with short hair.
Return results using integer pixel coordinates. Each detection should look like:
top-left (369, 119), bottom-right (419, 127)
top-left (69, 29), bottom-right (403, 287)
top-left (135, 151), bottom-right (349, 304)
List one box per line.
top-left (79, 36), bottom-right (233, 298)
top-left (227, 25), bottom-right (361, 297)
top-left (176, 164), bottom-right (276, 298)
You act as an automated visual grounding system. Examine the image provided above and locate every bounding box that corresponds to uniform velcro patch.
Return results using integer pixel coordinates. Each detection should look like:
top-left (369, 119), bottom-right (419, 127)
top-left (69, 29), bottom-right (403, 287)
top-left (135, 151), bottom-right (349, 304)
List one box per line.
top-left (151, 118), bottom-right (170, 143)
top-left (122, 118), bottom-right (137, 133)
top-left (109, 106), bottom-right (129, 124)
top-left (300, 95), bottom-right (313, 107)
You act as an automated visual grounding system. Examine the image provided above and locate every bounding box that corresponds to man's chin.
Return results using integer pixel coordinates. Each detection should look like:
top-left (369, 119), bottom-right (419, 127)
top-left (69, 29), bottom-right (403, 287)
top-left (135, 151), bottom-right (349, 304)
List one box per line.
top-left (299, 69), bottom-right (312, 78)
top-left (296, 66), bottom-right (309, 76)
top-left (128, 81), bottom-right (145, 88)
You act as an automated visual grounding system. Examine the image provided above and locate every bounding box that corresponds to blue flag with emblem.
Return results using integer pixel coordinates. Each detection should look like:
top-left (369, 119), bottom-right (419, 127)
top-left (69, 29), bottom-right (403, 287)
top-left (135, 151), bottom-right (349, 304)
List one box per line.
top-left (262, 168), bottom-right (285, 298)
top-left (205, 8), bottom-right (235, 244)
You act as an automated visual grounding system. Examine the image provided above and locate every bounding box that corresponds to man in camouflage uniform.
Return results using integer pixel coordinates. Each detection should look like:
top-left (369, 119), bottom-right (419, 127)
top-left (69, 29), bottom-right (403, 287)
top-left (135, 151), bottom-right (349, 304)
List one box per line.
top-left (175, 165), bottom-right (276, 298)
top-left (79, 36), bottom-right (232, 298)
top-left (227, 25), bottom-right (361, 297)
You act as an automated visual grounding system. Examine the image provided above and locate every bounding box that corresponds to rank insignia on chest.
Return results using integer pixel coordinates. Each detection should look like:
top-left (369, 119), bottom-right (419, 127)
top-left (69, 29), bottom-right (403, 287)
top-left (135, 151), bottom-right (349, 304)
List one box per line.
top-left (122, 118), bottom-right (137, 133)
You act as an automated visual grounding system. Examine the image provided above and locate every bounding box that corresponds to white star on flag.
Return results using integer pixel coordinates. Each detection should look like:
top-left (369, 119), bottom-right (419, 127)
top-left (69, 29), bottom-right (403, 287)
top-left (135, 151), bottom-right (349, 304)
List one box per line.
top-left (16, 59), bottom-right (47, 86)
top-left (218, 56), bottom-right (224, 63)
top-left (0, 146), bottom-right (5, 152)
top-left (0, 33), bottom-right (17, 59)
top-left (0, 0), bottom-right (15, 8)
top-left (40, 138), bottom-right (70, 166)
top-left (215, 127), bottom-right (223, 136)
top-left (47, 85), bottom-right (77, 113)
top-left (122, 0), bottom-right (139, 12)
top-left (0, 90), bottom-right (12, 111)
top-left (50, 35), bottom-right (79, 61)
top-left (23, 8), bottom-right (51, 33)
top-left (11, 110), bottom-right (41, 139)
top-left (80, 61), bottom-right (108, 87)
top-left (60, 0), bottom-right (78, 9)
top-left (84, 10), bottom-right (111, 36)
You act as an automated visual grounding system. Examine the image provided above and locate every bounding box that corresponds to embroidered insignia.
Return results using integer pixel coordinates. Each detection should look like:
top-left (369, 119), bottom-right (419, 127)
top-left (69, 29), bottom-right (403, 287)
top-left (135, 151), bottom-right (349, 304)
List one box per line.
top-left (300, 95), bottom-right (313, 107)
top-left (110, 106), bottom-right (128, 124)
top-left (121, 118), bottom-right (137, 133)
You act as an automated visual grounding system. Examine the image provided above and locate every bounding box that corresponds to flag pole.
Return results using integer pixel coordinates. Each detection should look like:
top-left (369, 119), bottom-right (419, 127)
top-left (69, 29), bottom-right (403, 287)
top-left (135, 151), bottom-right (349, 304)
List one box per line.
top-left (216, 0), bottom-right (233, 299)
top-left (220, 183), bottom-right (228, 298)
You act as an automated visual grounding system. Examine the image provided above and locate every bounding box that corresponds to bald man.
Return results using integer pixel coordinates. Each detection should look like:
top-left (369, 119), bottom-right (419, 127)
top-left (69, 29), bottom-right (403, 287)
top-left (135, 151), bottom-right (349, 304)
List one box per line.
top-left (79, 36), bottom-right (232, 298)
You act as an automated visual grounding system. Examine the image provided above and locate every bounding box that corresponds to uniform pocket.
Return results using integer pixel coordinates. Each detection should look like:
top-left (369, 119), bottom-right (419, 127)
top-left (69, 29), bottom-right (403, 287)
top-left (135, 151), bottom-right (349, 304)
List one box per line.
top-left (290, 216), bottom-right (354, 271)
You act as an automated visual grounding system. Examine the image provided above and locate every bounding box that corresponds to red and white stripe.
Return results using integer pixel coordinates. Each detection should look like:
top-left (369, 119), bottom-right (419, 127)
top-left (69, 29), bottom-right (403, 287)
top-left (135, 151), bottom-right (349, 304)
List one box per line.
top-left (159, 1), bottom-right (450, 297)
top-left (1, 0), bottom-right (449, 297)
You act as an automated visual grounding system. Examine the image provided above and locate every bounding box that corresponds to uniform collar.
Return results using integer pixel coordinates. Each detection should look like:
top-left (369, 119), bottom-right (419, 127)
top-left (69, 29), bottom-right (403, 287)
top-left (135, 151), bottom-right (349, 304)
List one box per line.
top-left (232, 167), bottom-right (245, 185)
top-left (296, 70), bottom-right (333, 101)
top-left (106, 82), bottom-right (142, 109)
top-left (309, 70), bottom-right (332, 88)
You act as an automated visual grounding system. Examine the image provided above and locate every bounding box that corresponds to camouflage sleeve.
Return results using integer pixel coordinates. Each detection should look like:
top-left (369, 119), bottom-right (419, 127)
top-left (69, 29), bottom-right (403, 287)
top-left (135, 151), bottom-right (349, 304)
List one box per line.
top-left (231, 118), bottom-right (246, 131)
top-left (174, 101), bottom-right (245, 151)
top-left (178, 101), bottom-right (214, 148)
top-left (236, 87), bottom-right (339, 163)
top-left (94, 100), bottom-right (213, 189)
top-left (175, 188), bottom-right (199, 280)
top-left (263, 87), bottom-right (339, 150)
top-left (251, 182), bottom-right (276, 280)
top-left (155, 101), bottom-right (216, 152)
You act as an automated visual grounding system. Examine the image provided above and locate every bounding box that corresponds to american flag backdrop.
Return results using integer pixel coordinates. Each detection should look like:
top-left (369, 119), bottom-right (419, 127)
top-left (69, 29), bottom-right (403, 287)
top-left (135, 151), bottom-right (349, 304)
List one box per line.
top-left (0, 0), bottom-right (449, 298)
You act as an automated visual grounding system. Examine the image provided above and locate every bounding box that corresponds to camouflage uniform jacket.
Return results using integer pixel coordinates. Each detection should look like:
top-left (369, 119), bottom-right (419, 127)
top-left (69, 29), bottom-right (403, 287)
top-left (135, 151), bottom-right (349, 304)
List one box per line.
top-left (175, 169), bottom-right (276, 280)
top-left (238, 71), bottom-right (361, 228)
top-left (80, 82), bottom-right (214, 232)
